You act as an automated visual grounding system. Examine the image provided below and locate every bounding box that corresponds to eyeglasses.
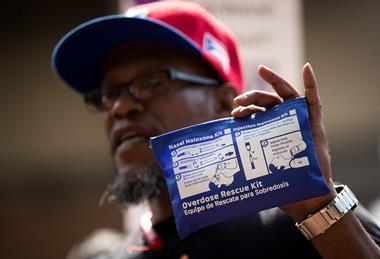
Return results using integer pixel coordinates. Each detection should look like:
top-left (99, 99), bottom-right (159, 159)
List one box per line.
top-left (84, 69), bottom-right (220, 112)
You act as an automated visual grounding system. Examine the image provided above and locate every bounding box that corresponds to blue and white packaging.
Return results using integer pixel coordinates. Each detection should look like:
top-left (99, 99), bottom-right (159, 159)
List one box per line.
top-left (150, 97), bottom-right (330, 238)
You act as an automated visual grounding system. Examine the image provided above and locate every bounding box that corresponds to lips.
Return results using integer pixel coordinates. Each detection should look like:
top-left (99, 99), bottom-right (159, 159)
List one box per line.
top-left (110, 124), bottom-right (156, 155)
top-left (116, 134), bottom-right (149, 154)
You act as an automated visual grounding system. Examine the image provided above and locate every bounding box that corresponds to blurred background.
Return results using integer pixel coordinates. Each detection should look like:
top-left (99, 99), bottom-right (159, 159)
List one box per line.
top-left (1, 0), bottom-right (379, 258)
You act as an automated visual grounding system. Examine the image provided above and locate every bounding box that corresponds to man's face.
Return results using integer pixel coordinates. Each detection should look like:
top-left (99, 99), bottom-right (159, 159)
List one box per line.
top-left (102, 45), bottom-right (228, 204)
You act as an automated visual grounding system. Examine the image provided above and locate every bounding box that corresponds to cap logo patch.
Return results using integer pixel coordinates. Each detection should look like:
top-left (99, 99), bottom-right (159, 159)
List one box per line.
top-left (203, 32), bottom-right (230, 73)
top-left (125, 8), bottom-right (149, 18)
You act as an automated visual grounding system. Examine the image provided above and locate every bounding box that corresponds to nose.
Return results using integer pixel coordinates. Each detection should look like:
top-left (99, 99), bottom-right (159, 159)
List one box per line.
top-left (109, 91), bottom-right (145, 119)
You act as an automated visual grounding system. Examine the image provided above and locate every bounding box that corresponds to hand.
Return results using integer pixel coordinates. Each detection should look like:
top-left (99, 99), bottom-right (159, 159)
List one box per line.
top-left (231, 63), bottom-right (336, 221)
top-left (290, 146), bottom-right (299, 156)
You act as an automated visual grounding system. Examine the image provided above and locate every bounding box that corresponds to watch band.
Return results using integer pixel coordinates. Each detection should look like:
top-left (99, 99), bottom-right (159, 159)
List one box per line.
top-left (295, 185), bottom-right (359, 240)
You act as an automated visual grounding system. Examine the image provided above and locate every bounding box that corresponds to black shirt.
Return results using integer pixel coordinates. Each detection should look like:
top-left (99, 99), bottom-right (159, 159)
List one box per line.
top-left (130, 206), bottom-right (380, 259)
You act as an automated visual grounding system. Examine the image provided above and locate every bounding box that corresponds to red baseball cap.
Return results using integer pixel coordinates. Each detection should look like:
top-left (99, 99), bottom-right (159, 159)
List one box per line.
top-left (52, 0), bottom-right (244, 94)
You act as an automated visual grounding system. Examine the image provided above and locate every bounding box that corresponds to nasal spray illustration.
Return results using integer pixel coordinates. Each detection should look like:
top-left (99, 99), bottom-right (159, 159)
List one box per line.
top-left (210, 159), bottom-right (239, 188)
top-left (150, 98), bottom-right (330, 238)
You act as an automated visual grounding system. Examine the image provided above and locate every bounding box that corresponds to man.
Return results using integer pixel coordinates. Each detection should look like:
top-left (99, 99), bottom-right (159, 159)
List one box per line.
top-left (52, 1), bottom-right (380, 258)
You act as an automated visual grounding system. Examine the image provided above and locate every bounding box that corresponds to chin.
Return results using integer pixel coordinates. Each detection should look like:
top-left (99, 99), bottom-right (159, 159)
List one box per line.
top-left (110, 161), bottom-right (166, 205)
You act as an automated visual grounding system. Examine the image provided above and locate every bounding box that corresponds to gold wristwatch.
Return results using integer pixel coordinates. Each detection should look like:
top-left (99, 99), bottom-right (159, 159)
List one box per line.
top-left (296, 185), bottom-right (359, 240)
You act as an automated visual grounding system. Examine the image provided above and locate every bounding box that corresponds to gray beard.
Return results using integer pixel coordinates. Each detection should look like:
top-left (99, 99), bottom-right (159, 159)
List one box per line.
top-left (110, 165), bottom-right (166, 205)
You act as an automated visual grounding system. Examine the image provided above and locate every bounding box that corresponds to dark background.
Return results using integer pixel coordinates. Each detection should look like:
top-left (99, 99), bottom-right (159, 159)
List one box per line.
top-left (1, 1), bottom-right (379, 258)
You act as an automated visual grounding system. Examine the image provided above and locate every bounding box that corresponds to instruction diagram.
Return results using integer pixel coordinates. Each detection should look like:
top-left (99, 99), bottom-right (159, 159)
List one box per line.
top-left (210, 158), bottom-right (239, 188)
top-left (244, 142), bottom-right (256, 170)
top-left (264, 133), bottom-right (310, 173)
top-left (171, 130), bottom-right (240, 199)
top-left (169, 109), bottom-right (311, 199)
top-left (235, 109), bottom-right (310, 180)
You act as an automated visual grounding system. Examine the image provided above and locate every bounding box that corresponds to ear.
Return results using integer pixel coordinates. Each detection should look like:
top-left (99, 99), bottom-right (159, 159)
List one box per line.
top-left (213, 83), bottom-right (238, 117)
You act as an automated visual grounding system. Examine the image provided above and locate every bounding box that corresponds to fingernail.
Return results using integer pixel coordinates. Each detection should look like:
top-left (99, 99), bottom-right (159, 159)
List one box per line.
top-left (305, 62), bottom-right (313, 72)
top-left (234, 94), bottom-right (246, 101)
top-left (231, 107), bottom-right (241, 115)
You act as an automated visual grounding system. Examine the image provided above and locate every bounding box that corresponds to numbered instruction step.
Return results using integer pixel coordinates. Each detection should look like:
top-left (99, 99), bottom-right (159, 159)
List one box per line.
top-left (170, 130), bottom-right (240, 199)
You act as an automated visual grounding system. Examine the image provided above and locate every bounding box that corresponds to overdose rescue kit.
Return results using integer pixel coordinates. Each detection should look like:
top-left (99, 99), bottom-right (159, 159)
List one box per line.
top-left (150, 97), bottom-right (330, 238)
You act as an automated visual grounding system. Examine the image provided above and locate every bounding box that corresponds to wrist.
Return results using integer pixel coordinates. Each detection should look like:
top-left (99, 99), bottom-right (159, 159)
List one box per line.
top-left (295, 185), bottom-right (359, 240)
top-left (281, 184), bottom-right (337, 222)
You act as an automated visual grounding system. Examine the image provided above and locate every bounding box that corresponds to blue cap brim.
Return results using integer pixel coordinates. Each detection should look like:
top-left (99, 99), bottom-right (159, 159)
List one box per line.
top-left (51, 15), bottom-right (201, 94)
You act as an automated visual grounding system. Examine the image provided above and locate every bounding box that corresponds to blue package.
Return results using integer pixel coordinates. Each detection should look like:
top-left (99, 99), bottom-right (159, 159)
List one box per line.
top-left (150, 97), bottom-right (330, 238)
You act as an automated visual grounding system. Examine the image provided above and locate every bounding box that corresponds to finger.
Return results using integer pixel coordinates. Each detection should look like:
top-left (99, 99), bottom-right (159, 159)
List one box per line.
top-left (234, 90), bottom-right (283, 107)
top-left (303, 63), bottom-right (322, 123)
top-left (258, 65), bottom-right (300, 100)
top-left (303, 63), bottom-right (329, 147)
top-left (232, 105), bottom-right (266, 118)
